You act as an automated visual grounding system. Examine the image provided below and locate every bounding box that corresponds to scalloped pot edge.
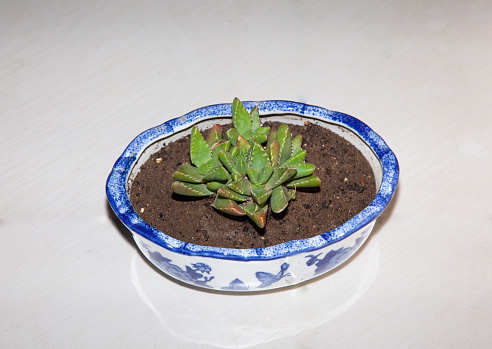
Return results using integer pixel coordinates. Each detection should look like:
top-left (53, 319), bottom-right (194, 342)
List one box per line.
top-left (106, 100), bottom-right (399, 291)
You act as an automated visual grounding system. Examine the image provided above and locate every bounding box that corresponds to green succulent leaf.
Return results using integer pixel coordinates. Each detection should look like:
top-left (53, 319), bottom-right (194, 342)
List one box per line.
top-left (235, 153), bottom-right (248, 175)
top-left (211, 140), bottom-right (231, 160)
top-left (247, 134), bottom-right (267, 144)
top-left (231, 173), bottom-right (243, 182)
top-left (227, 178), bottom-right (251, 196)
top-left (264, 167), bottom-right (297, 190)
top-left (246, 168), bottom-right (259, 185)
top-left (212, 197), bottom-right (246, 216)
top-left (240, 201), bottom-right (267, 228)
top-left (285, 175), bottom-right (321, 188)
top-left (197, 158), bottom-right (217, 175)
top-left (241, 129), bottom-right (253, 139)
top-left (171, 181), bottom-right (214, 197)
top-left (268, 141), bottom-right (280, 168)
top-left (232, 98), bottom-right (251, 136)
top-left (292, 134), bottom-right (302, 153)
top-left (228, 146), bottom-right (239, 162)
top-left (226, 128), bottom-right (240, 147)
top-left (237, 135), bottom-right (251, 154)
top-left (271, 186), bottom-right (290, 213)
top-left (266, 129), bottom-right (277, 149)
top-left (250, 106), bottom-right (260, 131)
top-left (281, 150), bottom-right (306, 167)
top-left (251, 187), bottom-right (272, 206)
top-left (206, 181), bottom-right (226, 191)
top-left (289, 163), bottom-right (315, 179)
top-left (203, 165), bottom-right (229, 182)
top-left (206, 124), bottom-right (222, 146)
top-left (288, 187), bottom-right (296, 200)
top-left (257, 165), bottom-right (274, 185)
top-left (172, 163), bottom-right (203, 183)
top-left (246, 127), bottom-right (270, 144)
top-left (218, 151), bottom-right (240, 175)
top-left (248, 134), bottom-right (267, 144)
top-left (292, 147), bottom-right (304, 157)
top-left (190, 126), bottom-right (212, 167)
top-left (249, 141), bottom-right (271, 172)
top-left (217, 186), bottom-right (249, 202)
top-left (276, 124), bottom-right (292, 166)
top-left (253, 126), bottom-right (270, 135)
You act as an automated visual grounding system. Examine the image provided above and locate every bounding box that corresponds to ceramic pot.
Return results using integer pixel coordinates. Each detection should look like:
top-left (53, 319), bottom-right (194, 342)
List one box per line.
top-left (106, 100), bottom-right (399, 292)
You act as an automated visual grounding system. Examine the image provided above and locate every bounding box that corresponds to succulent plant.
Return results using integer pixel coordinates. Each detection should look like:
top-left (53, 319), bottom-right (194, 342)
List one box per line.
top-left (171, 98), bottom-right (321, 228)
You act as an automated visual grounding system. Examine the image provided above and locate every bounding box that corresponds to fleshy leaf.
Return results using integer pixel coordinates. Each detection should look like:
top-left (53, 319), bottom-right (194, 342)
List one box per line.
top-left (237, 135), bottom-right (251, 154)
top-left (240, 202), bottom-right (267, 228)
top-left (203, 165), bottom-right (229, 182)
top-left (271, 186), bottom-right (290, 213)
top-left (251, 187), bottom-right (272, 206)
top-left (218, 151), bottom-right (240, 175)
top-left (247, 133), bottom-right (267, 145)
top-left (226, 128), bottom-right (240, 146)
top-left (241, 129), bottom-right (253, 139)
top-left (268, 141), bottom-right (280, 168)
top-left (253, 126), bottom-right (270, 135)
top-left (217, 186), bottom-right (249, 202)
top-left (292, 147), bottom-right (304, 157)
top-left (281, 150), bottom-right (306, 167)
top-left (206, 124), bottom-right (222, 146)
top-left (257, 165), bottom-right (274, 185)
top-left (206, 181), bottom-right (226, 191)
top-left (235, 153), bottom-right (249, 175)
top-left (285, 175), bottom-right (321, 188)
top-left (264, 167), bottom-right (297, 190)
top-left (232, 98), bottom-right (251, 136)
top-left (246, 168), bottom-right (259, 185)
top-left (228, 147), bottom-right (239, 162)
top-left (211, 140), bottom-right (231, 160)
top-left (190, 126), bottom-right (212, 167)
top-left (249, 141), bottom-right (271, 172)
top-left (212, 197), bottom-right (246, 216)
top-left (250, 106), bottom-right (260, 131)
top-left (266, 129), bottom-right (277, 149)
top-left (172, 163), bottom-right (203, 183)
top-left (247, 127), bottom-right (270, 144)
top-left (171, 182), bottom-right (213, 197)
top-left (231, 173), bottom-right (242, 182)
top-left (292, 134), bottom-right (302, 153)
top-left (227, 178), bottom-right (251, 196)
top-left (198, 158), bottom-right (217, 175)
top-left (276, 124), bottom-right (292, 166)
top-left (289, 163), bottom-right (315, 179)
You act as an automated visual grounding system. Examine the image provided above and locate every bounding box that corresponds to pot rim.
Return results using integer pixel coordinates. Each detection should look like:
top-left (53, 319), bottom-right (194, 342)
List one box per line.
top-left (106, 100), bottom-right (399, 261)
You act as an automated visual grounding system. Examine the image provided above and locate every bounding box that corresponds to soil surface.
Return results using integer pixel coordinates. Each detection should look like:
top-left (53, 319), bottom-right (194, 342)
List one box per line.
top-left (129, 121), bottom-right (376, 249)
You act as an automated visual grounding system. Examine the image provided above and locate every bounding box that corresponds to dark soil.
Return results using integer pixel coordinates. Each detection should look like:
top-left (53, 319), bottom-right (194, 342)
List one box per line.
top-left (129, 121), bottom-right (376, 249)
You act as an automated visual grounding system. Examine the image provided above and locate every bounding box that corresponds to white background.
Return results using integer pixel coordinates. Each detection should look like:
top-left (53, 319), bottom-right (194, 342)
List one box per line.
top-left (2, 1), bottom-right (491, 348)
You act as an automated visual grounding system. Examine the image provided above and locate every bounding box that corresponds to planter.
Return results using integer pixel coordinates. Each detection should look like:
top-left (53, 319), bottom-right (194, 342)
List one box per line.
top-left (106, 100), bottom-right (399, 292)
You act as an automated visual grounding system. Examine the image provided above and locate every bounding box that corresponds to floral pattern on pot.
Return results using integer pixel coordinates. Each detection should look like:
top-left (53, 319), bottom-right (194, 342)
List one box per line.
top-left (107, 100), bottom-right (399, 292)
top-left (305, 225), bottom-right (371, 276)
top-left (133, 221), bottom-right (374, 291)
top-left (141, 242), bottom-right (215, 288)
top-left (222, 263), bottom-right (291, 290)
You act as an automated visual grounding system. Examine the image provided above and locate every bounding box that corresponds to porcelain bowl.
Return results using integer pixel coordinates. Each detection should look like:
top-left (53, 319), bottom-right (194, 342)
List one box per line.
top-left (106, 100), bottom-right (399, 292)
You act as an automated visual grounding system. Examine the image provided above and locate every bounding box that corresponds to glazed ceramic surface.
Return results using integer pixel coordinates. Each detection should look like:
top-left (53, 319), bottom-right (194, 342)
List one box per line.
top-left (106, 100), bottom-right (399, 291)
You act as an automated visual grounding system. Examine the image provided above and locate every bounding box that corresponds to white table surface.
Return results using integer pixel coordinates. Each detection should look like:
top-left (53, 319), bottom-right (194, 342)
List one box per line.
top-left (2, 1), bottom-right (491, 348)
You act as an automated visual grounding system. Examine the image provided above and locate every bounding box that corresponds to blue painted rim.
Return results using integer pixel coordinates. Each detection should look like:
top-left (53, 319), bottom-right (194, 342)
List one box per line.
top-left (106, 100), bottom-right (399, 261)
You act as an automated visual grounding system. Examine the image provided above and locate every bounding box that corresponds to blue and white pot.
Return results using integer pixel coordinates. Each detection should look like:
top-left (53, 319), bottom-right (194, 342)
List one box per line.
top-left (106, 100), bottom-right (399, 292)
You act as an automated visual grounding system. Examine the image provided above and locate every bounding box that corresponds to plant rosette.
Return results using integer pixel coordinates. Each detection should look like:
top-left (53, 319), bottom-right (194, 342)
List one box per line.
top-left (106, 100), bottom-right (399, 292)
